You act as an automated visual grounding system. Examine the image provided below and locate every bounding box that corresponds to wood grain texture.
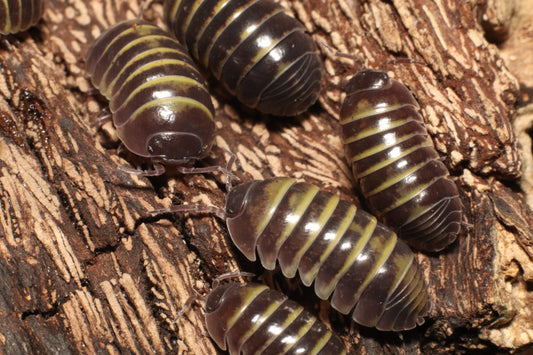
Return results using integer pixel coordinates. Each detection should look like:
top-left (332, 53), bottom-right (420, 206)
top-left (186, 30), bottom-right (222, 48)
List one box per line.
top-left (0, 0), bottom-right (531, 354)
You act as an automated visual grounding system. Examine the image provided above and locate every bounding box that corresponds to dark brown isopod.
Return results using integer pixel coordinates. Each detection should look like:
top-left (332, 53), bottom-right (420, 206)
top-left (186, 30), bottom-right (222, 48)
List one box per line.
top-left (164, 0), bottom-right (323, 116)
top-left (0, 0), bottom-right (44, 34)
top-left (340, 69), bottom-right (462, 252)
top-left (206, 282), bottom-right (347, 354)
top-left (85, 19), bottom-right (217, 175)
top-left (161, 177), bottom-right (430, 331)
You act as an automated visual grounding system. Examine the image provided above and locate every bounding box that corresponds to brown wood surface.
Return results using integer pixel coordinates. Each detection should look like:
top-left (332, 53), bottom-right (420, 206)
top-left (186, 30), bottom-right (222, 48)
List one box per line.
top-left (0, 0), bottom-right (532, 354)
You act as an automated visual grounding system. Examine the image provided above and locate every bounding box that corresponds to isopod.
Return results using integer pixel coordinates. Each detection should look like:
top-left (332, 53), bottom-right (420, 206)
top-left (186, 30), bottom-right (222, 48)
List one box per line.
top-left (206, 282), bottom-right (347, 354)
top-left (0, 0), bottom-right (44, 34)
top-left (340, 69), bottom-right (462, 252)
top-left (164, 0), bottom-right (323, 116)
top-left (160, 177), bottom-right (430, 331)
top-left (85, 19), bottom-right (217, 176)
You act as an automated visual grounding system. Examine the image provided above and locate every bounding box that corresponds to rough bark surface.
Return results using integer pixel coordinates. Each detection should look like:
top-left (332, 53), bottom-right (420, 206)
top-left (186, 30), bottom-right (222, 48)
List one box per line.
top-left (0, 0), bottom-right (532, 354)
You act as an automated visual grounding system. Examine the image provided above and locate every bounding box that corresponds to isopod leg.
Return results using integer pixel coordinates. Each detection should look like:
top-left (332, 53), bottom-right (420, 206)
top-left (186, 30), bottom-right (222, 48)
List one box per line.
top-left (175, 165), bottom-right (240, 184)
top-left (136, 0), bottom-right (159, 19)
top-left (221, 147), bottom-right (238, 192)
top-left (118, 162), bottom-right (166, 176)
top-left (91, 108), bottom-right (112, 130)
top-left (212, 271), bottom-right (255, 288)
top-left (1, 37), bottom-right (13, 51)
top-left (149, 203), bottom-right (227, 220)
top-left (173, 288), bottom-right (205, 325)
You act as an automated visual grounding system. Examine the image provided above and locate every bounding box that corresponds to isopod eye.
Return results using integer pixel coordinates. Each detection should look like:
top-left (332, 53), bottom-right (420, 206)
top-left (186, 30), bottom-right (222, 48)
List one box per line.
top-left (224, 182), bottom-right (254, 218)
top-left (147, 132), bottom-right (207, 163)
top-left (345, 69), bottom-right (389, 94)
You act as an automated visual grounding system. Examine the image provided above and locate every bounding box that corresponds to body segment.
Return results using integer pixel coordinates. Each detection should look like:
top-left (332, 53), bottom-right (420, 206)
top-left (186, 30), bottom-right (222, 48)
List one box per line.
top-left (0, 0), bottom-right (44, 34)
top-left (85, 19), bottom-right (215, 165)
top-left (164, 0), bottom-right (323, 116)
top-left (340, 69), bottom-right (462, 252)
top-left (205, 282), bottom-right (347, 354)
top-left (223, 177), bottom-right (429, 331)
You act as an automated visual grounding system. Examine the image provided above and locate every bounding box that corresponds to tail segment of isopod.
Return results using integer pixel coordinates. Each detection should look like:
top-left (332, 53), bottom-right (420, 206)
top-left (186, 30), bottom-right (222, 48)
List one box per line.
top-left (164, 0), bottom-right (323, 116)
top-left (223, 177), bottom-right (429, 331)
top-left (340, 69), bottom-right (462, 252)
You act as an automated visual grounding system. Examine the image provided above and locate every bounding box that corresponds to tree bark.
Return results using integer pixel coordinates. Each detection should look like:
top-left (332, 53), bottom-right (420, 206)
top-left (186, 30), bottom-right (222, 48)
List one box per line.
top-left (0, 0), bottom-right (531, 354)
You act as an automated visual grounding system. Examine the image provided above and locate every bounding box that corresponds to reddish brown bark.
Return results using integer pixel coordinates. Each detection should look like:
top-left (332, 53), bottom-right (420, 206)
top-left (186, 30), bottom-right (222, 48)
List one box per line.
top-left (0, 0), bottom-right (531, 354)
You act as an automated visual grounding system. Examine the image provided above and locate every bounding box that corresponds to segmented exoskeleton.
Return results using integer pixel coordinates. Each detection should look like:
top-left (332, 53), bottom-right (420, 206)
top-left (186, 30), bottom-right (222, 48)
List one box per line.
top-left (164, 0), bottom-right (323, 116)
top-left (205, 282), bottom-right (347, 354)
top-left (163, 177), bottom-right (430, 331)
top-left (340, 69), bottom-right (462, 252)
top-left (0, 0), bottom-right (44, 34)
top-left (85, 19), bottom-right (216, 175)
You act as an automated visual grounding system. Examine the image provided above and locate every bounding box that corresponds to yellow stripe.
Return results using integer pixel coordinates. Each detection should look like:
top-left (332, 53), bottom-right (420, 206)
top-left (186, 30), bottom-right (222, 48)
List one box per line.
top-left (349, 132), bottom-right (425, 162)
top-left (385, 262), bottom-right (416, 309)
top-left (2, 0), bottom-right (11, 33)
top-left (379, 249), bottom-right (413, 309)
top-left (12, 0), bottom-right (21, 33)
top-left (202, 0), bottom-right (259, 73)
top-left (121, 96), bottom-right (214, 129)
top-left (100, 33), bottom-right (171, 89)
top-left (265, 184), bottom-right (319, 270)
top-left (308, 329), bottom-right (333, 355)
top-left (298, 195), bottom-right (340, 286)
top-left (166, 0), bottom-right (182, 34)
top-left (323, 215), bottom-right (377, 299)
top-left (180, 0), bottom-right (206, 45)
top-left (340, 103), bottom-right (402, 125)
top-left (116, 75), bottom-right (212, 119)
top-left (109, 57), bottom-right (202, 112)
top-left (214, 5), bottom-right (285, 80)
top-left (253, 179), bottom-right (296, 254)
top-left (310, 204), bottom-right (357, 299)
top-left (354, 141), bottom-right (433, 179)
top-left (247, 300), bottom-right (298, 354)
top-left (344, 116), bottom-right (410, 144)
top-left (103, 48), bottom-right (197, 97)
top-left (226, 284), bottom-right (268, 336)
top-left (381, 175), bottom-right (443, 214)
top-left (288, 318), bottom-right (316, 351)
top-left (365, 160), bottom-right (432, 196)
top-left (96, 25), bottom-right (159, 87)
top-left (191, 0), bottom-right (232, 59)
top-left (349, 228), bottom-right (397, 300)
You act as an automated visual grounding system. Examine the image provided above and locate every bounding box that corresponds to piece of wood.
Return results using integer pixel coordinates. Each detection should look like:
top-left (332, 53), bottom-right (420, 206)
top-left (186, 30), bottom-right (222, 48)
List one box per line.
top-left (0, 0), bottom-right (531, 353)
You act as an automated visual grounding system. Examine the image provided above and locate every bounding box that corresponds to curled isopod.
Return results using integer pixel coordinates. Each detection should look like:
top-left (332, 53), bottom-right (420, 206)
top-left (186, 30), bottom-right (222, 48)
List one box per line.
top-left (164, 0), bottom-right (323, 116)
top-left (0, 0), bottom-right (44, 34)
top-left (205, 282), bottom-right (347, 354)
top-left (340, 69), bottom-right (462, 252)
top-left (85, 19), bottom-right (218, 176)
top-left (161, 177), bottom-right (430, 331)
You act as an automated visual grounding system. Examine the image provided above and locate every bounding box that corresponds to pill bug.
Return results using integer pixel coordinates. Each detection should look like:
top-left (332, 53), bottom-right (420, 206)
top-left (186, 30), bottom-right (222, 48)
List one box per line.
top-left (0, 0), bottom-right (44, 34)
top-left (205, 282), bottom-right (347, 354)
top-left (85, 19), bottom-right (216, 175)
top-left (164, 0), bottom-right (323, 116)
top-left (161, 177), bottom-right (430, 331)
top-left (340, 69), bottom-right (462, 252)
